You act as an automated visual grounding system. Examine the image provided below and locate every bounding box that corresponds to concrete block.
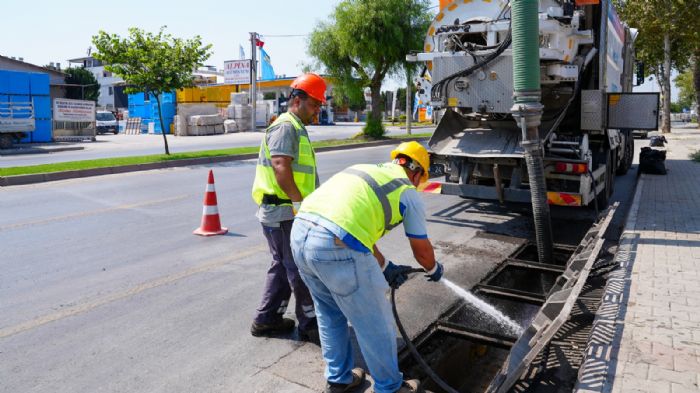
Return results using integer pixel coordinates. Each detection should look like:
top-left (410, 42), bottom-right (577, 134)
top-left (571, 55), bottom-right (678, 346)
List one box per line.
top-left (224, 119), bottom-right (238, 133)
top-left (230, 104), bottom-right (252, 119)
top-left (230, 92), bottom-right (249, 105)
top-left (173, 115), bottom-right (188, 136)
top-left (177, 103), bottom-right (218, 124)
top-left (188, 114), bottom-right (224, 126)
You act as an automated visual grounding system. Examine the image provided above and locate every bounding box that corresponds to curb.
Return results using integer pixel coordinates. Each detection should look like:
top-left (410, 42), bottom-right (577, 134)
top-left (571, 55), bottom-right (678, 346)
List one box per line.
top-left (0, 137), bottom-right (427, 187)
top-left (0, 146), bottom-right (85, 156)
top-left (573, 174), bottom-right (645, 392)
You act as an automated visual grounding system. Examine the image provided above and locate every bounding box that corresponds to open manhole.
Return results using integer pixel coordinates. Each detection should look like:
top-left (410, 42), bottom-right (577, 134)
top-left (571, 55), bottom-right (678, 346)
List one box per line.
top-left (399, 331), bottom-right (511, 393)
top-left (398, 239), bottom-right (584, 392)
top-left (510, 244), bottom-right (577, 266)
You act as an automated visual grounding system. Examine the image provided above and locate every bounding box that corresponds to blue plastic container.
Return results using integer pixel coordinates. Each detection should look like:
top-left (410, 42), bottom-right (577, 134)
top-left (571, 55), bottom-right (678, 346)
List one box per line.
top-left (32, 95), bottom-right (51, 119)
top-left (32, 119), bottom-right (52, 142)
top-left (8, 71), bottom-right (30, 95)
top-left (129, 104), bottom-right (143, 118)
top-left (29, 73), bottom-right (50, 95)
top-left (152, 116), bottom-right (174, 134)
top-left (0, 71), bottom-right (10, 94)
top-left (129, 92), bottom-right (145, 105)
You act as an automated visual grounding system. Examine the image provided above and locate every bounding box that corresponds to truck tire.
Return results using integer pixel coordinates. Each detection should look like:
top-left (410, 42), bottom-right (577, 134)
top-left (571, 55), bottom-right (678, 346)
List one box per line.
top-left (616, 132), bottom-right (634, 175)
top-left (0, 134), bottom-right (13, 149)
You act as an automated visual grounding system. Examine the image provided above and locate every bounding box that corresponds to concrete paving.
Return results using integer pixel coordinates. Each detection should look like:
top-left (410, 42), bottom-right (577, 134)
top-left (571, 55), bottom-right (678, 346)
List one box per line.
top-left (576, 124), bottom-right (700, 393)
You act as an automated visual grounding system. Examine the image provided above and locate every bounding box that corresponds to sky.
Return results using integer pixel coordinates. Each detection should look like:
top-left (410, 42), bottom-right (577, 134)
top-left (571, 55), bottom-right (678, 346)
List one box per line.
top-left (0, 0), bottom-right (676, 99)
top-left (0, 0), bottom-right (438, 90)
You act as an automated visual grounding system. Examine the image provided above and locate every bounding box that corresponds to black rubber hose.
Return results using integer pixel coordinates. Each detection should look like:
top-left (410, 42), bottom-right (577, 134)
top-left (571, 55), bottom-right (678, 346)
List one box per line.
top-left (390, 269), bottom-right (460, 393)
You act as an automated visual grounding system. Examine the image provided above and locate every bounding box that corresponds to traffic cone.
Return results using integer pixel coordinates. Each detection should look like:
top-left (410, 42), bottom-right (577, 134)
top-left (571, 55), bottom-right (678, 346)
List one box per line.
top-left (193, 170), bottom-right (228, 236)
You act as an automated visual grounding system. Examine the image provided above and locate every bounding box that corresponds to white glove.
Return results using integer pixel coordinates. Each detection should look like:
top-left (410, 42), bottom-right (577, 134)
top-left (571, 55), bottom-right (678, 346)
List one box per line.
top-left (292, 201), bottom-right (302, 215)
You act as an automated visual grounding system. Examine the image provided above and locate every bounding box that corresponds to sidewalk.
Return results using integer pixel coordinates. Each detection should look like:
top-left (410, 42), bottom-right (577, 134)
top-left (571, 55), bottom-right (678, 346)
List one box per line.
top-left (576, 124), bottom-right (700, 392)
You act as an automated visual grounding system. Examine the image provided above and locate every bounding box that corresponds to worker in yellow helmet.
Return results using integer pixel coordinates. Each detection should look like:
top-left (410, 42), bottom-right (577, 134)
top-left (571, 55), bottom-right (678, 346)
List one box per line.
top-left (290, 141), bottom-right (444, 393)
top-left (250, 73), bottom-right (327, 342)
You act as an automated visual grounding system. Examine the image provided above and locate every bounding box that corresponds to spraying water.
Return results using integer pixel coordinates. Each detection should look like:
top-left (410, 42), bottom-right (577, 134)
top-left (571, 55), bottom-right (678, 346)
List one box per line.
top-left (442, 278), bottom-right (524, 336)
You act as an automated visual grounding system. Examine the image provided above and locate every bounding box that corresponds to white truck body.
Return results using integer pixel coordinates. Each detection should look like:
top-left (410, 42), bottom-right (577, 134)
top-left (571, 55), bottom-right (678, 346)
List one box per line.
top-left (416, 0), bottom-right (659, 208)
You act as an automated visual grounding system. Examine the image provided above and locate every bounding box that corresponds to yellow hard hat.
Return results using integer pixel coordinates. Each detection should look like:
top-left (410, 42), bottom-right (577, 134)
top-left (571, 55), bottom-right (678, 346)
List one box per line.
top-left (390, 141), bottom-right (430, 183)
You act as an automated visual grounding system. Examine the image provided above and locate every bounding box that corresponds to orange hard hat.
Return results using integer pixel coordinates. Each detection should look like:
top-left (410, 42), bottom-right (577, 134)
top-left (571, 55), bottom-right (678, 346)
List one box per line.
top-left (290, 73), bottom-right (327, 104)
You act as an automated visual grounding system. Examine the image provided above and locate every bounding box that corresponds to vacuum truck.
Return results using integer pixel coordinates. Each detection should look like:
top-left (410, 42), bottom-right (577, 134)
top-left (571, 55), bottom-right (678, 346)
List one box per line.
top-left (410, 0), bottom-right (658, 211)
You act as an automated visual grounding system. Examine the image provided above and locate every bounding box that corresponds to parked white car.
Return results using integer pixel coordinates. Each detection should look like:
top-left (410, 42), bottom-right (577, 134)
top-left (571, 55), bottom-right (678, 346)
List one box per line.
top-left (96, 111), bottom-right (118, 134)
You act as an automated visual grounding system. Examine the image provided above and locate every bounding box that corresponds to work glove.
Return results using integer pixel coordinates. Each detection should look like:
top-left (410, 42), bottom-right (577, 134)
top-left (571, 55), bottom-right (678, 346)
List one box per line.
top-left (292, 201), bottom-right (302, 215)
top-left (383, 261), bottom-right (413, 289)
top-left (424, 262), bottom-right (444, 282)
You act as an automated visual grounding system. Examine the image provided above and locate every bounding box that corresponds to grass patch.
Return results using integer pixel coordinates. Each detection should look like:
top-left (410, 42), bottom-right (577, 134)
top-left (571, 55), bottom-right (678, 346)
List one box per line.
top-left (690, 150), bottom-right (700, 163)
top-left (0, 133), bottom-right (433, 177)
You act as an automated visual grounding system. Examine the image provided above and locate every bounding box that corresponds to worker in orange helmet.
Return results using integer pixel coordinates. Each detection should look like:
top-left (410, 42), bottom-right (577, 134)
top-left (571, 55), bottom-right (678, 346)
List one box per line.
top-left (250, 73), bottom-right (327, 343)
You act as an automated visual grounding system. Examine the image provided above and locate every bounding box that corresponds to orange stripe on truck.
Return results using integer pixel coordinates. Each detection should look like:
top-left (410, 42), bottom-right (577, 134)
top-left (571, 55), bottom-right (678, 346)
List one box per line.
top-left (547, 192), bottom-right (582, 206)
top-left (418, 182), bottom-right (442, 194)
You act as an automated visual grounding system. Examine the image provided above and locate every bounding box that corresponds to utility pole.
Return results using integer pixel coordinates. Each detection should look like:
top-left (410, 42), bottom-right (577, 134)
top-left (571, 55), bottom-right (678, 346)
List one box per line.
top-left (250, 32), bottom-right (258, 132)
top-left (406, 68), bottom-right (412, 135)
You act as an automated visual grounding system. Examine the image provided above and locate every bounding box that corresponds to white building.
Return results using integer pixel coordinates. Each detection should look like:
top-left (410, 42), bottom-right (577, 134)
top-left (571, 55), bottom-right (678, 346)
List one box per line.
top-left (67, 56), bottom-right (124, 109)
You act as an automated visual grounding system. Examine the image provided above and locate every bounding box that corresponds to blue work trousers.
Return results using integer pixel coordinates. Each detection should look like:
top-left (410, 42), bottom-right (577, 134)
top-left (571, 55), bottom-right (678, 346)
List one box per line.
top-left (254, 220), bottom-right (316, 331)
top-left (290, 218), bottom-right (403, 393)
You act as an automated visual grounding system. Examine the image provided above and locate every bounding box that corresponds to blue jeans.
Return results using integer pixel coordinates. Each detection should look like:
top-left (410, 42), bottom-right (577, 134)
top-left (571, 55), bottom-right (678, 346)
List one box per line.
top-left (290, 218), bottom-right (403, 393)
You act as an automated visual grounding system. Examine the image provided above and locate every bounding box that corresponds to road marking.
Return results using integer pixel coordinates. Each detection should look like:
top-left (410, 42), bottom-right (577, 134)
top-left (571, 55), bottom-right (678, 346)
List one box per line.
top-left (0, 195), bottom-right (189, 232)
top-left (0, 243), bottom-right (267, 339)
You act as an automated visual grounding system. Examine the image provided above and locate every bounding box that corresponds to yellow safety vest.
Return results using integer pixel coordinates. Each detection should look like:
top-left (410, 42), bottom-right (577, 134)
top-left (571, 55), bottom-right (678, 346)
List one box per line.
top-left (251, 112), bottom-right (316, 206)
top-left (299, 163), bottom-right (414, 250)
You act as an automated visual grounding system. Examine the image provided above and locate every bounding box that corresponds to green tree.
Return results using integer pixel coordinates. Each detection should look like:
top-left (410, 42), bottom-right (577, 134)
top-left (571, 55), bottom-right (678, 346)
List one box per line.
top-left (308, 0), bottom-right (432, 138)
top-left (674, 67), bottom-right (696, 110)
top-left (614, 0), bottom-right (700, 133)
top-left (92, 27), bottom-right (212, 154)
top-left (64, 67), bottom-right (100, 102)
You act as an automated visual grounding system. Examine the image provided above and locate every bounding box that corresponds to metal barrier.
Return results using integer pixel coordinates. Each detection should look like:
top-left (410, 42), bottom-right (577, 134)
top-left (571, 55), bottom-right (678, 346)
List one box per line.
top-left (486, 203), bottom-right (618, 393)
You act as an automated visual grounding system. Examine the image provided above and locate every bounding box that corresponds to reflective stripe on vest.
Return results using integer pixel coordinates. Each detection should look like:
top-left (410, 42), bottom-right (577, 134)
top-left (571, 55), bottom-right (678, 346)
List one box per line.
top-left (251, 112), bottom-right (316, 206)
top-left (299, 163), bottom-right (413, 250)
top-left (341, 167), bottom-right (412, 231)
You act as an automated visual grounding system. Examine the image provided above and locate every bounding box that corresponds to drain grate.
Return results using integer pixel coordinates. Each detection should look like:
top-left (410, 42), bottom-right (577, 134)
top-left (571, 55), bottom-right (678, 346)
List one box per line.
top-left (397, 205), bottom-right (618, 393)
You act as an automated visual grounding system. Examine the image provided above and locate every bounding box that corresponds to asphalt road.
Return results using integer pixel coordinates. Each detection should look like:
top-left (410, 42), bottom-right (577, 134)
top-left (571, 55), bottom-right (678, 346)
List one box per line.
top-left (0, 140), bottom-right (642, 393)
top-left (0, 122), bottom-right (434, 168)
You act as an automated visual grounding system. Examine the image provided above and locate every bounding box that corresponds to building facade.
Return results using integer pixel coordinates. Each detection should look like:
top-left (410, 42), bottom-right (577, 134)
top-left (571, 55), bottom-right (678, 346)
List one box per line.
top-left (67, 56), bottom-right (125, 110)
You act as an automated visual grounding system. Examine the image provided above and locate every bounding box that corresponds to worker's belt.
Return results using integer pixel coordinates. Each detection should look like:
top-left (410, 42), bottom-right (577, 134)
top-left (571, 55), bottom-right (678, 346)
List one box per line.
top-left (262, 194), bottom-right (292, 205)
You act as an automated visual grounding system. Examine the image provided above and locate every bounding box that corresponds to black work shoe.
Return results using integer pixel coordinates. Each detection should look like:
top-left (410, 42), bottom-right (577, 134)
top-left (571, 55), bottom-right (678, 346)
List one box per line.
top-left (298, 327), bottom-right (320, 345)
top-left (250, 318), bottom-right (295, 337)
top-left (324, 368), bottom-right (366, 393)
top-left (372, 379), bottom-right (425, 393)
top-left (394, 379), bottom-right (425, 393)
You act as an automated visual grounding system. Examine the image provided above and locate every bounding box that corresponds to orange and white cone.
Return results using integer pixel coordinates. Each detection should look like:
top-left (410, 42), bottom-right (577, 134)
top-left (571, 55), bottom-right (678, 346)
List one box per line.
top-left (193, 170), bottom-right (228, 236)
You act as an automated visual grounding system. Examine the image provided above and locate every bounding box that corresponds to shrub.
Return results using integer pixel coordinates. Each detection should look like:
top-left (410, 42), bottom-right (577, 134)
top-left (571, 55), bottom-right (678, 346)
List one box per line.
top-left (363, 115), bottom-right (385, 139)
top-left (690, 150), bottom-right (700, 163)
